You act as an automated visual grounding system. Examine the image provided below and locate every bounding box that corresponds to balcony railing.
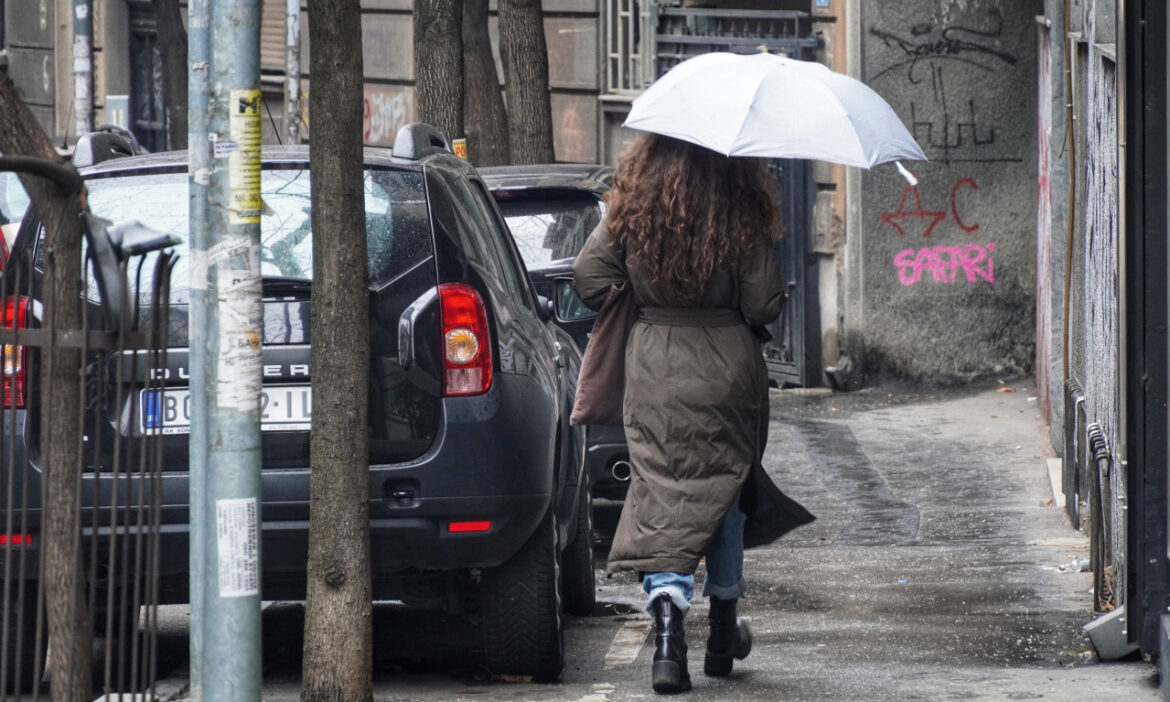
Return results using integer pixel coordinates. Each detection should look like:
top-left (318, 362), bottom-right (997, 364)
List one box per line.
top-left (604, 2), bottom-right (821, 96)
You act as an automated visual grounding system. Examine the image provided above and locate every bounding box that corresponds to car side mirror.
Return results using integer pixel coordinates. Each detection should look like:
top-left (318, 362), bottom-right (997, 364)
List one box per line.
top-left (553, 279), bottom-right (596, 322)
top-left (537, 294), bottom-right (555, 322)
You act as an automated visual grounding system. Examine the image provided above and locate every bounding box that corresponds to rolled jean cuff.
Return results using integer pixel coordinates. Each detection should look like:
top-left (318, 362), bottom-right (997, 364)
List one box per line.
top-left (646, 586), bottom-right (691, 615)
top-left (702, 575), bottom-right (747, 600)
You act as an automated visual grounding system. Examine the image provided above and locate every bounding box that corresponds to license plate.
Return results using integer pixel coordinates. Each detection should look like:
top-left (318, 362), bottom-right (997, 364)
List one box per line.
top-left (141, 386), bottom-right (312, 435)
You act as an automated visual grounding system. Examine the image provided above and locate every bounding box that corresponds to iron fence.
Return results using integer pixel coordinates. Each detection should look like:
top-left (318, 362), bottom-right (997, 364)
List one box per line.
top-left (0, 162), bottom-right (175, 699)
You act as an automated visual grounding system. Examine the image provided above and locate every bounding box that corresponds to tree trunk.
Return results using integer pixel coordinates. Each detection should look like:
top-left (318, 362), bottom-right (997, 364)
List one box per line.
top-left (301, 2), bottom-right (373, 701)
top-left (0, 75), bottom-right (91, 702)
top-left (497, 0), bottom-right (555, 164)
top-left (153, 0), bottom-right (189, 149)
top-left (462, 0), bottom-right (509, 166)
top-left (414, 0), bottom-right (465, 143)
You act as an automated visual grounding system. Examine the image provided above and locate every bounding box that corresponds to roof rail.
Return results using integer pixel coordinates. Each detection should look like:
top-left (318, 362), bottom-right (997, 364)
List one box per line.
top-left (392, 123), bottom-right (452, 160)
top-left (72, 125), bottom-right (142, 168)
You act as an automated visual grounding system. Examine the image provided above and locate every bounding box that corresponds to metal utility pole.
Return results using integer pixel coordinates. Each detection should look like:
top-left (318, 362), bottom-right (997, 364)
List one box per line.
top-left (187, 0), bottom-right (211, 700)
top-left (72, 0), bottom-right (94, 135)
top-left (203, 1), bottom-right (264, 699)
top-left (285, 0), bottom-right (303, 143)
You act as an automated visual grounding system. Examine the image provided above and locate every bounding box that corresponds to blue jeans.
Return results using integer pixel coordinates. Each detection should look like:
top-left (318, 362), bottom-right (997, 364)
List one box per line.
top-left (643, 502), bottom-right (747, 615)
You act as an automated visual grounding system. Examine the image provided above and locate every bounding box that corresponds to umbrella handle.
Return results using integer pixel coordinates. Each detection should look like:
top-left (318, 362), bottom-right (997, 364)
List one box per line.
top-left (895, 161), bottom-right (918, 186)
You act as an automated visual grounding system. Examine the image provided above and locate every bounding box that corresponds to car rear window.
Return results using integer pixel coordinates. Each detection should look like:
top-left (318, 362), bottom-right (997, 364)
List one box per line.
top-left (83, 166), bottom-right (432, 301)
top-left (493, 191), bottom-right (602, 269)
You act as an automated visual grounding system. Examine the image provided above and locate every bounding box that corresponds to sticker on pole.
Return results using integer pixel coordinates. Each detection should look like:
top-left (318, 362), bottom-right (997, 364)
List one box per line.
top-left (216, 497), bottom-right (260, 598)
top-left (229, 88), bottom-right (262, 224)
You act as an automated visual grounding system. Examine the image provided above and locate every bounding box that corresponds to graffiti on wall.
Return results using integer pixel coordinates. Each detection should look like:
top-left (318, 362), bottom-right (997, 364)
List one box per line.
top-left (868, 9), bottom-right (1021, 165)
top-left (880, 178), bottom-right (979, 238)
top-left (881, 177), bottom-right (992, 287)
top-left (894, 243), bottom-right (995, 287)
top-left (363, 87), bottom-right (415, 147)
top-left (868, 9), bottom-right (1017, 84)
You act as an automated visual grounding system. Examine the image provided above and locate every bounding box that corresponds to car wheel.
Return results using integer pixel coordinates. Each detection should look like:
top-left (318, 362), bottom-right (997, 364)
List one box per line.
top-left (561, 486), bottom-right (596, 617)
top-left (2, 580), bottom-right (45, 693)
top-left (480, 509), bottom-right (564, 681)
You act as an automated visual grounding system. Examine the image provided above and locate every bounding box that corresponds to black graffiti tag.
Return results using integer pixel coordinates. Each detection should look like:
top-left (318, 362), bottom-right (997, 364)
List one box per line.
top-left (869, 10), bottom-right (1017, 84)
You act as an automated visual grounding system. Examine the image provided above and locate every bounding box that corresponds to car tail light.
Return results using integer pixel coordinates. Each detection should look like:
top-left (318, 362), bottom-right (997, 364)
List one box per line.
top-left (438, 283), bottom-right (491, 396)
top-left (1, 297), bottom-right (28, 409)
top-left (0, 534), bottom-right (32, 546)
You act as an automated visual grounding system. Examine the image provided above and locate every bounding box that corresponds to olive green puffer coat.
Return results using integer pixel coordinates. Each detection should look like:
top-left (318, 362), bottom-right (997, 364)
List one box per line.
top-left (572, 224), bottom-right (784, 575)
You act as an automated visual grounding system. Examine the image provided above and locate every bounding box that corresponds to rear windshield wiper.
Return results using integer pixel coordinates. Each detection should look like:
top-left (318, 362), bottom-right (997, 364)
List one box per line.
top-left (262, 276), bottom-right (312, 296)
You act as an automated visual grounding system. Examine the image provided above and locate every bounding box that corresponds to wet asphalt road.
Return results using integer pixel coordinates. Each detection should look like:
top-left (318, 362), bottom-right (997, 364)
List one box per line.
top-left (147, 382), bottom-right (1158, 700)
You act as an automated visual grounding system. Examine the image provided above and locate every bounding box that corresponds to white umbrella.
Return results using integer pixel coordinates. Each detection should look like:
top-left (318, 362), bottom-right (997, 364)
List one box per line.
top-left (623, 52), bottom-right (926, 169)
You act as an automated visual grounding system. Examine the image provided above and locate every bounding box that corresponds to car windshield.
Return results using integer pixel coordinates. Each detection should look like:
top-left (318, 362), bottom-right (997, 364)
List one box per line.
top-left (84, 166), bottom-right (432, 302)
top-left (494, 191), bottom-right (602, 268)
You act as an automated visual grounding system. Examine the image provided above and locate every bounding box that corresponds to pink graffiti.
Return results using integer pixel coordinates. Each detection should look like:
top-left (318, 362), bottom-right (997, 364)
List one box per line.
top-left (894, 243), bottom-right (996, 286)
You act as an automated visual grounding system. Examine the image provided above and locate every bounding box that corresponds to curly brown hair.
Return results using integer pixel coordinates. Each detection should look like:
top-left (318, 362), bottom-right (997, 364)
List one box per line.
top-left (604, 133), bottom-right (782, 298)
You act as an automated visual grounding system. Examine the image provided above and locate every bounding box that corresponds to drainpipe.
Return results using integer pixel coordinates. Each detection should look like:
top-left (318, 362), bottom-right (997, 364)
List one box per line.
top-left (285, 0), bottom-right (302, 144)
top-left (204, 0), bottom-right (264, 699)
top-left (71, 0), bottom-right (93, 135)
top-left (187, 0), bottom-right (211, 700)
top-left (1061, 0), bottom-right (1077, 383)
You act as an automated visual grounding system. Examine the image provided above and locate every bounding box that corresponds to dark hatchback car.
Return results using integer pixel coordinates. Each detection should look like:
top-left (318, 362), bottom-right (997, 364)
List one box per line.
top-left (480, 165), bottom-right (630, 501)
top-left (5, 126), bottom-right (592, 683)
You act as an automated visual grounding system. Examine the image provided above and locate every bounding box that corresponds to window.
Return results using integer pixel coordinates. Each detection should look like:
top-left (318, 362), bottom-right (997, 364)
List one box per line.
top-left (450, 177), bottom-right (532, 306)
top-left (78, 166), bottom-right (431, 303)
top-left (494, 191), bottom-right (603, 268)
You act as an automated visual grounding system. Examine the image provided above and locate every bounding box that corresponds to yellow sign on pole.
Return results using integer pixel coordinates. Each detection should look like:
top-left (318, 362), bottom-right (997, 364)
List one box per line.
top-left (452, 138), bottom-right (468, 160)
top-left (229, 88), bottom-right (262, 223)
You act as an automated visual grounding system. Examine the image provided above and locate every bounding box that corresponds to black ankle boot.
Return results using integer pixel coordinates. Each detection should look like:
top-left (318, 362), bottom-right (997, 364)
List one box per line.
top-left (704, 596), bottom-right (752, 676)
top-left (650, 594), bottom-right (692, 693)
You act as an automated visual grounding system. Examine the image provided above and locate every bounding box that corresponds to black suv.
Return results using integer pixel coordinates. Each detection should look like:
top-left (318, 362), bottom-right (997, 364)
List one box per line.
top-left (6, 125), bottom-right (592, 682)
top-left (481, 165), bottom-right (630, 501)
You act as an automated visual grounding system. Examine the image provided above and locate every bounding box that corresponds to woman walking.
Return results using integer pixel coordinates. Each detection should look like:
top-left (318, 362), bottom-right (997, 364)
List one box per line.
top-left (573, 133), bottom-right (785, 694)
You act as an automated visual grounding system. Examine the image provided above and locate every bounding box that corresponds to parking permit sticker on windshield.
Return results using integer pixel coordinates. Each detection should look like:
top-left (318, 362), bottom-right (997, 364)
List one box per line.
top-left (216, 497), bottom-right (259, 598)
top-left (229, 88), bottom-right (262, 224)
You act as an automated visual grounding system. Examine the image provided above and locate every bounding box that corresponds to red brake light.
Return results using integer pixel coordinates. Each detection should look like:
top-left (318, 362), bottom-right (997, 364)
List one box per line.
top-left (0, 534), bottom-right (32, 546)
top-left (1, 297), bottom-right (28, 409)
top-left (438, 283), bottom-right (491, 397)
top-left (448, 521), bottom-right (492, 533)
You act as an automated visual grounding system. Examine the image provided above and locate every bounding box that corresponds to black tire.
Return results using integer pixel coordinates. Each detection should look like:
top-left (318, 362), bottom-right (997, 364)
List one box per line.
top-left (2, 580), bottom-right (45, 694)
top-left (561, 486), bottom-right (596, 616)
top-left (480, 510), bottom-right (564, 681)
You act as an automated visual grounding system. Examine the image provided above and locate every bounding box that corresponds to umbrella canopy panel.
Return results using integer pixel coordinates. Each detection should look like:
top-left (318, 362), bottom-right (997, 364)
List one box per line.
top-left (624, 52), bottom-right (926, 168)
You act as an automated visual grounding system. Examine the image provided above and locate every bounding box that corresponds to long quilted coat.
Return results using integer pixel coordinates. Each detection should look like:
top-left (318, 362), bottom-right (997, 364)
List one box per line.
top-left (572, 224), bottom-right (785, 575)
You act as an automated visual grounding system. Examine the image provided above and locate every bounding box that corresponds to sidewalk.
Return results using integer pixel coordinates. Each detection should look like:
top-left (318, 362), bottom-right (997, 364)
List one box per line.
top-left (159, 381), bottom-right (1160, 701)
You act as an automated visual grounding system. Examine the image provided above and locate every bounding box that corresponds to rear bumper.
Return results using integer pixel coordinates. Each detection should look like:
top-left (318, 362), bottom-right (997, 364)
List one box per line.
top-left (6, 373), bottom-right (559, 595)
top-left (585, 425), bottom-right (629, 500)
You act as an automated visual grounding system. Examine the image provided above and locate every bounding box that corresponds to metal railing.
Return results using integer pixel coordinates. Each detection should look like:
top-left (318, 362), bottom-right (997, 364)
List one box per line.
top-left (603, 2), bottom-right (821, 95)
top-left (605, 0), bottom-right (658, 95)
top-left (0, 160), bottom-right (176, 698)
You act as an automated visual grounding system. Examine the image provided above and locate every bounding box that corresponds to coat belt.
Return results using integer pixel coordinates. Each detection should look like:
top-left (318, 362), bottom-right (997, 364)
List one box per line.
top-left (638, 306), bottom-right (744, 327)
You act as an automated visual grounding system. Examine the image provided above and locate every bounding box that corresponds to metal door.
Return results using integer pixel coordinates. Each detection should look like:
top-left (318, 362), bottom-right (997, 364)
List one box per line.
top-left (762, 158), bottom-right (820, 388)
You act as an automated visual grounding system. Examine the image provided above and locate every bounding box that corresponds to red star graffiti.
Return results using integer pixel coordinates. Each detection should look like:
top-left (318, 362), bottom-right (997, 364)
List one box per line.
top-left (880, 183), bottom-right (947, 238)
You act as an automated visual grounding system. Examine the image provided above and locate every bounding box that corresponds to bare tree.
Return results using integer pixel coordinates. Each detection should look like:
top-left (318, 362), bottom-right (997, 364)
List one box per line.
top-left (152, 0), bottom-right (189, 149)
top-left (301, 1), bottom-right (373, 700)
top-left (497, 0), bottom-right (554, 163)
top-left (0, 75), bottom-right (91, 701)
top-left (414, 0), bottom-right (465, 143)
top-left (462, 0), bottom-right (509, 165)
